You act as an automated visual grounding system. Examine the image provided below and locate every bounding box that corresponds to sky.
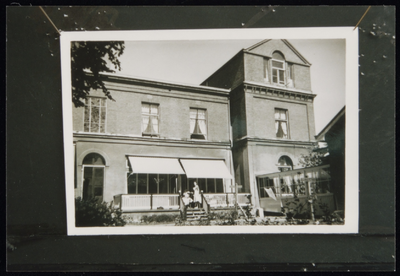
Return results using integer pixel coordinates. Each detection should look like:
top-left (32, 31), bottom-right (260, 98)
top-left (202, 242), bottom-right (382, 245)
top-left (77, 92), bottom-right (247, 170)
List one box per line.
top-left (115, 38), bottom-right (345, 134)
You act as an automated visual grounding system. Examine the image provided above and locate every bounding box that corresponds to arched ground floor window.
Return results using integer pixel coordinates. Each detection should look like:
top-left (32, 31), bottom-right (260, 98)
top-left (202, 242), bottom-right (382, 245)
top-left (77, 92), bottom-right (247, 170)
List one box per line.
top-left (82, 153), bottom-right (105, 201)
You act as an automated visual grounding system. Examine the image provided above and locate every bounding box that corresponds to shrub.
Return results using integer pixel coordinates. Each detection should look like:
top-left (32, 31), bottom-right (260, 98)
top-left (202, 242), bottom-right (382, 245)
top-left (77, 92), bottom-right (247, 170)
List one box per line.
top-left (141, 214), bottom-right (179, 224)
top-left (75, 197), bottom-right (126, 227)
top-left (210, 210), bottom-right (238, 225)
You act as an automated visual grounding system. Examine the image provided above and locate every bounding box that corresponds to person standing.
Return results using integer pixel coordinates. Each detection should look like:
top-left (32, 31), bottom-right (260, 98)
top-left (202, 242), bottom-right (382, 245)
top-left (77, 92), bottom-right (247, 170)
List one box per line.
top-left (193, 182), bottom-right (201, 208)
top-left (181, 191), bottom-right (193, 220)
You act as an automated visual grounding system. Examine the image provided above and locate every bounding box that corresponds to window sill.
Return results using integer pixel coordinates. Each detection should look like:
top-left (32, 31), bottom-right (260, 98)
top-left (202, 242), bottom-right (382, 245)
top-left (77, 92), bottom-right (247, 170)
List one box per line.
top-left (142, 133), bottom-right (160, 138)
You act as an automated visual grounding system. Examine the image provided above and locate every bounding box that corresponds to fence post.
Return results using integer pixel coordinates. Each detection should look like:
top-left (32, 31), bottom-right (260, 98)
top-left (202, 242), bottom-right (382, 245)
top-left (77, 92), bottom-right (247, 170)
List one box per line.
top-left (226, 193), bottom-right (229, 207)
top-left (150, 194), bottom-right (153, 210)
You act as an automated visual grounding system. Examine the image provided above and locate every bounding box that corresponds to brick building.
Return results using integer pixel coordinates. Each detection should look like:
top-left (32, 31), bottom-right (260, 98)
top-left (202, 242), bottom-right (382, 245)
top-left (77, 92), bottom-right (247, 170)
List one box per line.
top-left (73, 39), bottom-right (336, 214)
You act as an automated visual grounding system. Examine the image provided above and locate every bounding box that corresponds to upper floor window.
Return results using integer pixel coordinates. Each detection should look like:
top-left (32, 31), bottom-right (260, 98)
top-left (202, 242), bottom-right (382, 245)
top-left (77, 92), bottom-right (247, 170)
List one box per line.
top-left (190, 108), bottom-right (207, 139)
top-left (142, 103), bottom-right (159, 137)
top-left (84, 97), bottom-right (106, 133)
top-left (275, 108), bottom-right (289, 139)
top-left (272, 52), bottom-right (286, 85)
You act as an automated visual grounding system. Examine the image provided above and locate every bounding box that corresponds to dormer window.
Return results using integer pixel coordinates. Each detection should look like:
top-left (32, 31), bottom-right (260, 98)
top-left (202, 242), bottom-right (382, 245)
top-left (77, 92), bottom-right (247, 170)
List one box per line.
top-left (272, 52), bottom-right (286, 85)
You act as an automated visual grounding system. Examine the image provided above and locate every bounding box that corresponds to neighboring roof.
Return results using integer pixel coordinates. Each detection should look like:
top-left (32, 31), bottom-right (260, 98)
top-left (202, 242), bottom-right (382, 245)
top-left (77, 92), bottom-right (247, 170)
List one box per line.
top-left (95, 71), bottom-right (231, 95)
top-left (316, 106), bottom-right (346, 141)
top-left (245, 39), bottom-right (311, 65)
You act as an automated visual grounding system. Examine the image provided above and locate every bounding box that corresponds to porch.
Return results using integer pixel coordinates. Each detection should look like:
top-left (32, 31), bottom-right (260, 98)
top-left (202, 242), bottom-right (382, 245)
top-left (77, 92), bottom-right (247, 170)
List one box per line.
top-left (113, 192), bottom-right (251, 212)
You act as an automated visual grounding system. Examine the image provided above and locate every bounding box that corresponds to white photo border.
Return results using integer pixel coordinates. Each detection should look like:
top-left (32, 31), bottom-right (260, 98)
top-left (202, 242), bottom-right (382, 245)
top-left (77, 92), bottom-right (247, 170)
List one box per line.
top-left (61, 27), bottom-right (359, 235)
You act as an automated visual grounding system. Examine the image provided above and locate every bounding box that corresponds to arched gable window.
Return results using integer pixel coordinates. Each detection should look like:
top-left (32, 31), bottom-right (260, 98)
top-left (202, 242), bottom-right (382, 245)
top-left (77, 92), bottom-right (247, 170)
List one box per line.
top-left (277, 155), bottom-right (293, 172)
top-left (271, 51), bottom-right (286, 85)
top-left (82, 153), bottom-right (105, 201)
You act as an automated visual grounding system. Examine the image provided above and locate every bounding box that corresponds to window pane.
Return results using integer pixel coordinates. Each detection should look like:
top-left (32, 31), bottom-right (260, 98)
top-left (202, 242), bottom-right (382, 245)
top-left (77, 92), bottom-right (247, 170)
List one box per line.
top-left (91, 98), bottom-right (100, 106)
top-left (84, 106), bottom-right (90, 131)
top-left (279, 70), bottom-right (285, 83)
top-left (137, 174), bottom-right (147, 194)
top-left (188, 178), bottom-right (195, 194)
top-left (216, 179), bottom-right (224, 193)
top-left (84, 122), bottom-right (90, 132)
top-left (198, 178), bottom-right (206, 193)
top-left (206, 179), bottom-right (215, 193)
top-left (99, 123), bottom-right (105, 133)
top-left (180, 174), bottom-right (188, 193)
top-left (272, 60), bottom-right (284, 68)
top-left (149, 174), bottom-right (158, 194)
top-left (100, 107), bottom-right (106, 122)
top-left (151, 116), bottom-right (159, 133)
top-left (142, 104), bottom-right (149, 114)
top-left (197, 110), bottom-right (206, 119)
top-left (127, 174), bottom-right (137, 194)
top-left (169, 175), bottom-right (178, 194)
top-left (258, 179), bottom-right (266, 198)
top-left (91, 123), bottom-right (99, 133)
top-left (280, 110), bottom-right (287, 120)
top-left (158, 174), bottom-right (168, 194)
top-left (272, 69), bottom-right (278, 83)
top-left (150, 105), bottom-right (158, 115)
top-left (190, 109), bottom-right (197, 119)
top-left (91, 106), bottom-right (99, 123)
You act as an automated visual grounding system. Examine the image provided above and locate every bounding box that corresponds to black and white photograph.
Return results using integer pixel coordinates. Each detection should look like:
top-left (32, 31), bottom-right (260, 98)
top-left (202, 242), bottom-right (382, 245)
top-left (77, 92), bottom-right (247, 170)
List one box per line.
top-left (61, 28), bottom-right (359, 235)
top-left (8, 6), bottom-right (395, 271)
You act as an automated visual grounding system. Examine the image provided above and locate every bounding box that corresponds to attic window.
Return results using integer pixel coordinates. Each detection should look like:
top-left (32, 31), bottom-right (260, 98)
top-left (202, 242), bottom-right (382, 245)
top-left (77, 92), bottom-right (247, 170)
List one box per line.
top-left (272, 52), bottom-right (286, 85)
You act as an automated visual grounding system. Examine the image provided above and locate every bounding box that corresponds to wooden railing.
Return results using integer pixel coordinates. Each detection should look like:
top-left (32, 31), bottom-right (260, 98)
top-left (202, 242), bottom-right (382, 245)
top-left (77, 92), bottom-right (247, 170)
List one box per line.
top-left (200, 191), bottom-right (210, 214)
top-left (114, 194), bottom-right (180, 212)
top-left (114, 193), bottom-right (250, 212)
top-left (203, 193), bottom-right (249, 208)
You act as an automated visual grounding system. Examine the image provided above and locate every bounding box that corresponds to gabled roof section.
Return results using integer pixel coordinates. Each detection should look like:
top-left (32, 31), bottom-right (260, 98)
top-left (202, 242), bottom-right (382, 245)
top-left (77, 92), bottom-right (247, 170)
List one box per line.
top-left (282, 39), bottom-right (311, 65)
top-left (245, 39), bottom-right (272, 51)
top-left (245, 39), bottom-right (311, 66)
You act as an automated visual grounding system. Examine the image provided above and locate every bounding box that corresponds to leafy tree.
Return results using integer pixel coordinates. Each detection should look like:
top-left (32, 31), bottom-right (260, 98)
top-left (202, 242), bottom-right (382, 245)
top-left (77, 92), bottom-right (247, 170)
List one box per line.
top-left (71, 41), bottom-right (125, 107)
top-left (298, 151), bottom-right (325, 168)
top-left (75, 197), bottom-right (126, 227)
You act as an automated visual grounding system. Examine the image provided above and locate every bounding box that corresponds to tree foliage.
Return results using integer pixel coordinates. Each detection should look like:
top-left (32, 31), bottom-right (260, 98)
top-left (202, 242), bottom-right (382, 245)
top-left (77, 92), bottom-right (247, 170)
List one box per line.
top-left (75, 197), bottom-right (126, 227)
top-left (298, 151), bottom-right (325, 168)
top-left (71, 41), bottom-right (125, 107)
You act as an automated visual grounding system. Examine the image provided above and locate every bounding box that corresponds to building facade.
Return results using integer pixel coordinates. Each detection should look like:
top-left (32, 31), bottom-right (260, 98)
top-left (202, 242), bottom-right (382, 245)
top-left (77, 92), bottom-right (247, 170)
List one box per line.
top-left (73, 74), bottom-right (237, 211)
top-left (202, 39), bottom-right (317, 209)
top-left (73, 39), bottom-right (329, 213)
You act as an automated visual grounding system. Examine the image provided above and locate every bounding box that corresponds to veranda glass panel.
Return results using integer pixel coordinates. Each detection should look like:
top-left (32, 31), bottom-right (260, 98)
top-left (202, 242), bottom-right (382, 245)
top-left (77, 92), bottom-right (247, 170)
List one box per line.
top-left (198, 178), bottom-right (206, 193)
top-left (169, 175), bottom-right (178, 194)
top-left (137, 174), bottom-right (147, 194)
top-left (188, 178), bottom-right (196, 194)
top-left (127, 174), bottom-right (137, 194)
top-left (216, 179), bottom-right (224, 193)
top-left (149, 174), bottom-right (158, 194)
top-left (158, 174), bottom-right (168, 194)
top-left (180, 174), bottom-right (188, 193)
top-left (207, 179), bottom-right (215, 193)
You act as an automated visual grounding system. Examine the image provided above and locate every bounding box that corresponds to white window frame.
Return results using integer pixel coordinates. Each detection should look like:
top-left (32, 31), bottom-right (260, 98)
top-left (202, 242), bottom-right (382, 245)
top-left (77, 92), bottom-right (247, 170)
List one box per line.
top-left (190, 108), bottom-right (208, 140)
top-left (271, 59), bottom-right (286, 85)
top-left (141, 102), bottom-right (160, 137)
top-left (84, 97), bottom-right (107, 133)
top-left (275, 108), bottom-right (290, 139)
